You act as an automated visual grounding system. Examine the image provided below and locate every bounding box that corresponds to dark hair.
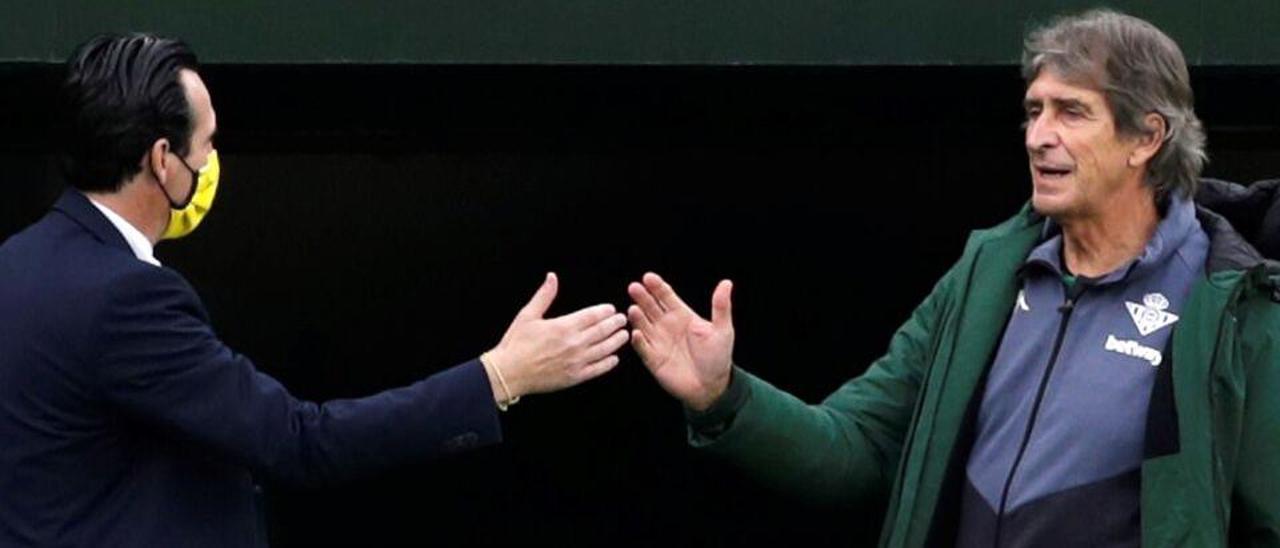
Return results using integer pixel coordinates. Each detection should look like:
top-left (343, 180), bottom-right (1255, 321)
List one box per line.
top-left (62, 33), bottom-right (199, 192)
top-left (1023, 9), bottom-right (1205, 208)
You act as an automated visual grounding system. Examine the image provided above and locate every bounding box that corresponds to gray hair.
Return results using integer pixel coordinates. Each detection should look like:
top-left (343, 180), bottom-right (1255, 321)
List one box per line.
top-left (1022, 9), bottom-right (1206, 208)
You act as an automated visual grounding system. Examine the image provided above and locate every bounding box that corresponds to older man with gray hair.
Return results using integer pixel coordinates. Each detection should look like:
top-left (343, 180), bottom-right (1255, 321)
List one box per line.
top-left (628, 9), bottom-right (1280, 547)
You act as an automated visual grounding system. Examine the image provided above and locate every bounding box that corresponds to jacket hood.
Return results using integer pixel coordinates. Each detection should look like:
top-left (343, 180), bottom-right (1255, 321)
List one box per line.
top-left (1194, 178), bottom-right (1280, 273)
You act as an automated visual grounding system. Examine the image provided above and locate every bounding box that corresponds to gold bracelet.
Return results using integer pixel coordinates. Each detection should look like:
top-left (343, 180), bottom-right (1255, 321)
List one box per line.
top-left (481, 352), bottom-right (520, 411)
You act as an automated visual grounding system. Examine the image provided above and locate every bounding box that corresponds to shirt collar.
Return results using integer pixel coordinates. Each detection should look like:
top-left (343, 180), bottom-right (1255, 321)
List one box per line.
top-left (86, 197), bottom-right (161, 267)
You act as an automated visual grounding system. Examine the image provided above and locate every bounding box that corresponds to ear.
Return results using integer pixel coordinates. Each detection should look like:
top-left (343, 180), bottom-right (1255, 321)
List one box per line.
top-left (1128, 112), bottom-right (1167, 168)
top-left (146, 138), bottom-right (172, 184)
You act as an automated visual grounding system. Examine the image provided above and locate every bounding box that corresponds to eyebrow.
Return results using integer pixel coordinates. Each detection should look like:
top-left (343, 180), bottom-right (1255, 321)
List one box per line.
top-left (1022, 96), bottom-right (1093, 114)
top-left (1051, 97), bottom-right (1092, 113)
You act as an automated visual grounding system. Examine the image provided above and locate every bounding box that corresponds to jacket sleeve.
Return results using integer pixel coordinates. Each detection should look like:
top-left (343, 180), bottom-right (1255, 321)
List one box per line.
top-left (1231, 292), bottom-right (1280, 546)
top-left (91, 266), bottom-right (502, 488)
top-left (685, 260), bottom-right (961, 505)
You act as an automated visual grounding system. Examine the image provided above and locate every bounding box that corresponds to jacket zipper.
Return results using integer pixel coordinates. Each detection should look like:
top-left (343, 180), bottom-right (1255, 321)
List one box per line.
top-left (992, 283), bottom-right (1086, 547)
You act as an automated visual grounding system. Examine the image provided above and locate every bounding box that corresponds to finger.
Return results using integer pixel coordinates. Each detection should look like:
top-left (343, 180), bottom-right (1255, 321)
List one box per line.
top-left (630, 329), bottom-right (658, 370)
top-left (579, 313), bottom-right (628, 346)
top-left (711, 279), bottom-right (734, 331)
top-left (628, 305), bottom-right (654, 333)
top-left (517, 273), bottom-right (558, 320)
top-left (643, 272), bottom-right (690, 314)
top-left (574, 355), bottom-right (621, 384)
top-left (580, 328), bottom-right (629, 364)
top-left (559, 303), bottom-right (617, 330)
top-left (628, 281), bottom-right (665, 320)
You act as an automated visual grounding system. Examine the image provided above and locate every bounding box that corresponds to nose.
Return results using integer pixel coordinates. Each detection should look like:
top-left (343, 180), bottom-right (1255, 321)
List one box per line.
top-left (1025, 114), bottom-right (1060, 154)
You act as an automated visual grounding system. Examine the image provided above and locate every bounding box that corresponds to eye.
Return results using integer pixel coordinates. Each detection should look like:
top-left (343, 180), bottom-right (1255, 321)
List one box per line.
top-left (1022, 106), bottom-right (1041, 129)
top-left (1062, 107), bottom-right (1086, 121)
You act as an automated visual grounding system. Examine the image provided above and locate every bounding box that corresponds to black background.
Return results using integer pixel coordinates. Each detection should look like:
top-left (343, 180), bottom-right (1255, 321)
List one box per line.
top-left (2, 64), bottom-right (1277, 546)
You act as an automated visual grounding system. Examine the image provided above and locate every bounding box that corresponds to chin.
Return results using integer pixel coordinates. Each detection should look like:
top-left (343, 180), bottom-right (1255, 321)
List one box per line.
top-left (1031, 192), bottom-right (1077, 220)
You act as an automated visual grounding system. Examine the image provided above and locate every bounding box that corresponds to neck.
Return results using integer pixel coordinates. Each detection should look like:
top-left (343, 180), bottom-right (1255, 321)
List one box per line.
top-left (1058, 186), bottom-right (1159, 278)
top-left (85, 181), bottom-right (167, 245)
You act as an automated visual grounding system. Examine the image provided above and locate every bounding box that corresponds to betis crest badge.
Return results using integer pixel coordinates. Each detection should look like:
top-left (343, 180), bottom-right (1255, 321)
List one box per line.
top-left (1125, 293), bottom-right (1179, 336)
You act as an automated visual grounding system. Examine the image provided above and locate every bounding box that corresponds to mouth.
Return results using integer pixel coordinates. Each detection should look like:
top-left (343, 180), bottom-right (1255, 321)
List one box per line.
top-left (1034, 164), bottom-right (1073, 180)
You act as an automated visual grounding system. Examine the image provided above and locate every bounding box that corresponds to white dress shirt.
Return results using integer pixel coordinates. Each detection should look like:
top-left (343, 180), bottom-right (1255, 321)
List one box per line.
top-left (87, 196), bottom-right (161, 267)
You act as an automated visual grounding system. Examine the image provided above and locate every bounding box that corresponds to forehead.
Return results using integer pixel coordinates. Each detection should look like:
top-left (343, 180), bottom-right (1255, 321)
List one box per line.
top-left (1024, 69), bottom-right (1106, 105)
top-left (178, 69), bottom-right (216, 131)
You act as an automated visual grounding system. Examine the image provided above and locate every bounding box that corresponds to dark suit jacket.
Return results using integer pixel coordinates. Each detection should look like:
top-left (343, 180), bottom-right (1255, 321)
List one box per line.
top-left (0, 190), bottom-right (501, 546)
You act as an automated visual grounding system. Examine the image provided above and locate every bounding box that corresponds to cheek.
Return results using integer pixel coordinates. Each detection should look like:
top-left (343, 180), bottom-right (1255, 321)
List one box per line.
top-left (1064, 136), bottom-right (1110, 173)
top-left (1093, 142), bottom-right (1135, 173)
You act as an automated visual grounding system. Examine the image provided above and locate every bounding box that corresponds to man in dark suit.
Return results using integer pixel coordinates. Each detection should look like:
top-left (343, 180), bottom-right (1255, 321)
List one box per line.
top-left (0, 34), bottom-right (630, 546)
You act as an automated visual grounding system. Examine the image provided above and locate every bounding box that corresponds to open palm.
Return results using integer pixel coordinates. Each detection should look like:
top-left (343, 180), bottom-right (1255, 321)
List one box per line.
top-left (627, 273), bottom-right (735, 411)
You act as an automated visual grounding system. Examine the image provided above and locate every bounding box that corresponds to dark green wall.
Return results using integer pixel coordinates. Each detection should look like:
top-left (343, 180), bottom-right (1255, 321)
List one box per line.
top-left (2, 2), bottom-right (1278, 545)
top-left (3, 0), bottom-right (1279, 64)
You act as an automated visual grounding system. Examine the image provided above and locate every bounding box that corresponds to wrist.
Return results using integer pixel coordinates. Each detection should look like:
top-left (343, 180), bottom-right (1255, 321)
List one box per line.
top-left (480, 350), bottom-right (521, 411)
top-left (693, 365), bottom-right (732, 411)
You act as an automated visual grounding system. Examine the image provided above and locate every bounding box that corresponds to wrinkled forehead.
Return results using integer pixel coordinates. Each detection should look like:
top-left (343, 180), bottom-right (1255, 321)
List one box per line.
top-left (1025, 55), bottom-right (1108, 98)
top-left (1023, 68), bottom-right (1107, 110)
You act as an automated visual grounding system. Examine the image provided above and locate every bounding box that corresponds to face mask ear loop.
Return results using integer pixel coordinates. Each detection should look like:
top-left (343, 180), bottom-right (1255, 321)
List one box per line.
top-left (170, 154), bottom-right (201, 209)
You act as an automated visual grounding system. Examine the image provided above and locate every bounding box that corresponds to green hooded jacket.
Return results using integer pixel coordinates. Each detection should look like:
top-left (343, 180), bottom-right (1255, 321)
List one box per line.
top-left (690, 179), bottom-right (1280, 547)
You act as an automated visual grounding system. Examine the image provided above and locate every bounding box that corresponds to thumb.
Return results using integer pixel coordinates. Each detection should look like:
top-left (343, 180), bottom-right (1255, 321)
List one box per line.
top-left (711, 279), bottom-right (733, 332)
top-left (518, 272), bottom-right (558, 320)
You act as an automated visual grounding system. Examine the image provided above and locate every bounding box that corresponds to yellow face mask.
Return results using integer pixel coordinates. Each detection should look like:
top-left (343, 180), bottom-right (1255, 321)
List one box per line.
top-left (162, 150), bottom-right (220, 240)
